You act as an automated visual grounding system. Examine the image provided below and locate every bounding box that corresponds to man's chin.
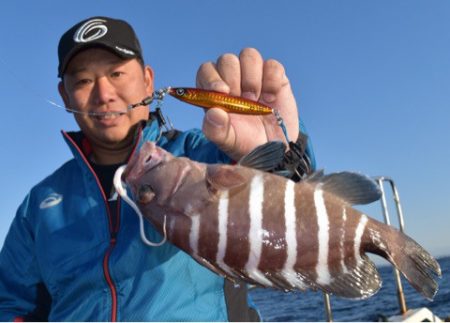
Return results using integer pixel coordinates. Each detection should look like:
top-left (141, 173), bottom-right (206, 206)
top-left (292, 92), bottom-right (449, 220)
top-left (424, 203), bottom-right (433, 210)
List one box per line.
top-left (88, 130), bottom-right (134, 150)
top-left (81, 121), bottom-right (142, 152)
top-left (101, 134), bottom-right (133, 147)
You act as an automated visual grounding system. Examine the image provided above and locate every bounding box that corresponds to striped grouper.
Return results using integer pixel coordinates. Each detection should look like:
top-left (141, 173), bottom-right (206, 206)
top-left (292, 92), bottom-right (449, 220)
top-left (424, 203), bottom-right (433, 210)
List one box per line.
top-left (121, 141), bottom-right (441, 300)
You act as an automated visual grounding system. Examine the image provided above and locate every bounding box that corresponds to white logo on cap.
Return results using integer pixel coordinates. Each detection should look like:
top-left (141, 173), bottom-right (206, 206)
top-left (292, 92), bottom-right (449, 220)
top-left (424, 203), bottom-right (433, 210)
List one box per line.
top-left (74, 18), bottom-right (108, 43)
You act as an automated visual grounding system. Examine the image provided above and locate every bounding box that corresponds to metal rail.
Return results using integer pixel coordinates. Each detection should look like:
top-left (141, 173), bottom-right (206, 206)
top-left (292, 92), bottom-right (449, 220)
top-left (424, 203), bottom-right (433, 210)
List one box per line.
top-left (373, 176), bottom-right (408, 315)
top-left (323, 293), bottom-right (333, 322)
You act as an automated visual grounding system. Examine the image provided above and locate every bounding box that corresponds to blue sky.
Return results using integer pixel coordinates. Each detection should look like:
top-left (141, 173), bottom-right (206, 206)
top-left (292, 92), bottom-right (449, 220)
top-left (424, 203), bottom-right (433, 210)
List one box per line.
top-left (0, 0), bottom-right (449, 261)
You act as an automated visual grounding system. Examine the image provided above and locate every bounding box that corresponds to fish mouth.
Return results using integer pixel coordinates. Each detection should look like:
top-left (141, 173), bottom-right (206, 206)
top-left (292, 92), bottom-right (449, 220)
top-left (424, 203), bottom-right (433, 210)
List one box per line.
top-left (123, 142), bottom-right (162, 184)
top-left (142, 145), bottom-right (165, 172)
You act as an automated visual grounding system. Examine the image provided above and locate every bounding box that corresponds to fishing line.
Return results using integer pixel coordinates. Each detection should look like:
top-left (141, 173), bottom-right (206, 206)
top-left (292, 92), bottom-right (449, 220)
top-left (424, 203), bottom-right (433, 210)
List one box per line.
top-left (46, 93), bottom-right (156, 117)
top-left (0, 54), bottom-right (157, 117)
top-left (272, 109), bottom-right (290, 143)
top-left (113, 165), bottom-right (167, 247)
top-left (0, 54), bottom-right (77, 114)
top-left (50, 96), bottom-right (154, 117)
top-left (1, 54), bottom-right (289, 140)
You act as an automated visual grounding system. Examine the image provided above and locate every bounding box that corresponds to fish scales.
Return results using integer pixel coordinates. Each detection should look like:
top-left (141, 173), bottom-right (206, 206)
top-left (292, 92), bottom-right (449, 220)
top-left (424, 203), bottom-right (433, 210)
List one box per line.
top-left (324, 202), bottom-right (346, 275)
top-left (342, 207), bottom-right (363, 269)
top-left (259, 177), bottom-right (288, 274)
top-left (224, 182), bottom-right (251, 273)
top-left (169, 213), bottom-right (192, 253)
top-left (123, 142), bottom-right (441, 300)
top-left (325, 197), bottom-right (359, 274)
top-left (197, 203), bottom-right (219, 262)
top-left (294, 183), bottom-right (319, 287)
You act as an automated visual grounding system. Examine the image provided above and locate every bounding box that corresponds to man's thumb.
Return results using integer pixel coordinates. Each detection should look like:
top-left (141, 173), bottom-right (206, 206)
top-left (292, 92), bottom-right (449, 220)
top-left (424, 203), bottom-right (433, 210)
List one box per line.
top-left (202, 108), bottom-right (236, 157)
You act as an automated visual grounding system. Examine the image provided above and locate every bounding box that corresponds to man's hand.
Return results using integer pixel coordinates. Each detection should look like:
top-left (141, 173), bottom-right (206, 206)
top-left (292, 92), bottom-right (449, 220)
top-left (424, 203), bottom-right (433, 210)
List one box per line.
top-left (196, 48), bottom-right (300, 161)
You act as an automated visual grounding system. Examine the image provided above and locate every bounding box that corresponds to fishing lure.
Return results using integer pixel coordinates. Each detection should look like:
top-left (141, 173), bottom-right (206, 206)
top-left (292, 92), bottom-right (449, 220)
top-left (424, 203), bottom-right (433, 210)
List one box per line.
top-left (166, 87), bottom-right (290, 141)
top-left (168, 87), bottom-right (273, 115)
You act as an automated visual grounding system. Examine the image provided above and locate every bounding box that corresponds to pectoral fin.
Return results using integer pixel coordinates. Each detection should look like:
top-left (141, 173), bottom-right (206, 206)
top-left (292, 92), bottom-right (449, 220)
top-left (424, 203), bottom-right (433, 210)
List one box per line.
top-left (206, 165), bottom-right (247, 192)
top-left (238, 141), bottom-right (286, 171)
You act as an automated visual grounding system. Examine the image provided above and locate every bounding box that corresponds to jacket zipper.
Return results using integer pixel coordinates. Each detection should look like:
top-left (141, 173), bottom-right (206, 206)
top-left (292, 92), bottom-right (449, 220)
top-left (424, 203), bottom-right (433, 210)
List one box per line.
top-left (102, 241), bottom-right (117, 321)
top-left (63, 132), bottom-right (120, 321)
top-left (101, 198), bottom-right (122, 322)
top-left (63, 128), bottom-right (144, 321)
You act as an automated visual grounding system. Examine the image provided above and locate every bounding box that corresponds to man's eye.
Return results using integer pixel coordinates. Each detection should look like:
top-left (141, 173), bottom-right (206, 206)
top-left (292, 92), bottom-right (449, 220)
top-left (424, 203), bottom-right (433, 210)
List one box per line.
top-left (75, 79), bottom-right (91, 86)
top-left (111, 71), bottom-right (124, 78)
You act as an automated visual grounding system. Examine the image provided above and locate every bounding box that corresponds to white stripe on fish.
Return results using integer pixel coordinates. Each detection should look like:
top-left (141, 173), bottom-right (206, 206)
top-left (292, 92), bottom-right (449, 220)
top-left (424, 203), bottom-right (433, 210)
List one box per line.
top-left (216, 190), bottom-right (233, 276)
top-left (246, 174), bottom-right (272, 286)
top-left (315, 185), bottom-right (331, 285)
top-left (189, 213), bottom-right (200, 257)
top-left (283, 179), bottom-right (307, 289)
top-left (340, 207), bottom-right (349, 274)
top-left (354, 214), bottom-right (368, 263)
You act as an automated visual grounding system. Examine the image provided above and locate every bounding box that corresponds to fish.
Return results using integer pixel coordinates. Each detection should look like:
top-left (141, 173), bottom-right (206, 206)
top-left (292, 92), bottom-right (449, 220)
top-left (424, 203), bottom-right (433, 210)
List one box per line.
top-left (121, 141), bottom-right (441, 300)
top-left (168, 87), bottom-right (274, 115)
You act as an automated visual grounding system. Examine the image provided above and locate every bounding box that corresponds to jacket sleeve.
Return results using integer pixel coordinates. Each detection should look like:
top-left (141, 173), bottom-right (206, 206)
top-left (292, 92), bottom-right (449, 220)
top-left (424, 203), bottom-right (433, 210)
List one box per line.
top-left (300, 119), bottom-right (316, 171)
top-left (0, 194), bottom-right (51, 321)
top-left (159, 128), bottom-right (232, 164)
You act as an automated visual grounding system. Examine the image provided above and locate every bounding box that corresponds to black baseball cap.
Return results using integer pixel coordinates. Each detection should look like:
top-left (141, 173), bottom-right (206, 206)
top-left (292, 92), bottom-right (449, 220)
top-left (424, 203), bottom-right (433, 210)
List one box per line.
top-left (58, 16), bottom-right (143, 77)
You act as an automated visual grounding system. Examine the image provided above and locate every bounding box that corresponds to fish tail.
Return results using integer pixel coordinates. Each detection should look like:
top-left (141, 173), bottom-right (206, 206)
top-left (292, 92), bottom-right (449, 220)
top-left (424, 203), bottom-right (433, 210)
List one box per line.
top-left (367, 223), bottom-right (442, 300)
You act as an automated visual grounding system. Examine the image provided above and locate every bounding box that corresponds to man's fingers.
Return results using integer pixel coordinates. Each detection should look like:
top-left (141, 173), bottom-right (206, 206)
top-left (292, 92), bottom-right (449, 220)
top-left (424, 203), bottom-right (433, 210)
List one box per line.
top-left (216, 53), bottom-right (241, 96)
top-left (196, 49), bottom-right (287, 103)
top-left (196, 61), bottom-right (230, 93)
top-left (261, 59), bottom-right (288, 103)
top-left (239, 48), bottom-right (264, 102)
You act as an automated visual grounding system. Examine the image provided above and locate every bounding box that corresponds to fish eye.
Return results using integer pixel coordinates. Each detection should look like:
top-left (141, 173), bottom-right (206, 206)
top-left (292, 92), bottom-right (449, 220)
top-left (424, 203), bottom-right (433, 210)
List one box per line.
top-left (176, 88), bottom-right (185, 96)
top-left (138, 184), bottom-right (155, 204)
top-left (138, 184), bottom-right (153, 195)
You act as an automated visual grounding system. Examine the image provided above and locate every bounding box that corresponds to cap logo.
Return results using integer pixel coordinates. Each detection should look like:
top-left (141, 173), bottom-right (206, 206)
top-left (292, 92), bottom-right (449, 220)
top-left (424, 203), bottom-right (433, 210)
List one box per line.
top-left (74, 18), bottom-right (108, 43)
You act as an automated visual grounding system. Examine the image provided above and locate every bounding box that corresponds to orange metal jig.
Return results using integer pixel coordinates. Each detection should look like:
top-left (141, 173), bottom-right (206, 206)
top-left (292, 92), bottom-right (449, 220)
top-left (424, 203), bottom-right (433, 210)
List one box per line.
top-left (168, 87), bottom-right (273, 115)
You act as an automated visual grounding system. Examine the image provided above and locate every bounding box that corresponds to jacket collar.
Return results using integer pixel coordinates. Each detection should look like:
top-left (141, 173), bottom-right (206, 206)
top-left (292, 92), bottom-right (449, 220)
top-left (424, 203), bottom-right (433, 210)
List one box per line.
top-left (61, 119), bottom-right (161, 169)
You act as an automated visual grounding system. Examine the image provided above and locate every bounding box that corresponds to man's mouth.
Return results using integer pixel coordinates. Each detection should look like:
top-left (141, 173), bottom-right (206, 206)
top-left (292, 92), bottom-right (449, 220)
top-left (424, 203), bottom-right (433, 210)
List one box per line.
top-left (92, 111), bottom-right (126, 121)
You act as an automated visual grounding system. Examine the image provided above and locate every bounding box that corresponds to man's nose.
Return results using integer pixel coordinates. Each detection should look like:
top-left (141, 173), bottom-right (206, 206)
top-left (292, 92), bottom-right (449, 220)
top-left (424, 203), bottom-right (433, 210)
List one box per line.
top-left (92, 77), bottom-right (116, 105)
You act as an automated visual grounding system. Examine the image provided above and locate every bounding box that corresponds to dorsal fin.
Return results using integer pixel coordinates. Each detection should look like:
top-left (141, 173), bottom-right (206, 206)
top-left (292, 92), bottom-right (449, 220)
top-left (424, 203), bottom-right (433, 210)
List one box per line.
top-left (238, 141), bottom-right (286, 171)
top-left (305, 171), bottom-right (381, 205)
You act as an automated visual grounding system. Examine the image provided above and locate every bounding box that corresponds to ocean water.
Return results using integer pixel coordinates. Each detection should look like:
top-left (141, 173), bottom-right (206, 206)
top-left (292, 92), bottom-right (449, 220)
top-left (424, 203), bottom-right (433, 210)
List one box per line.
top-left (249, 256), bottom-right (450, 322)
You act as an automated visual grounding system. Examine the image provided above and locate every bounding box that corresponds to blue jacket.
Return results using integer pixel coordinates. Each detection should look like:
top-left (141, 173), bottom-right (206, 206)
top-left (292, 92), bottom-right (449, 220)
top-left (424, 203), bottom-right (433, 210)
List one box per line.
top-left (0, 120), bottom-right (315, 321)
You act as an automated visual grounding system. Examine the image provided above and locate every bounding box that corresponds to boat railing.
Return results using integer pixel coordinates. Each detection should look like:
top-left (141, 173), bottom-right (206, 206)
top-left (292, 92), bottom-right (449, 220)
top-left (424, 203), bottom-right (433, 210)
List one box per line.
top-left (373, 176), bottom-right (408, 315)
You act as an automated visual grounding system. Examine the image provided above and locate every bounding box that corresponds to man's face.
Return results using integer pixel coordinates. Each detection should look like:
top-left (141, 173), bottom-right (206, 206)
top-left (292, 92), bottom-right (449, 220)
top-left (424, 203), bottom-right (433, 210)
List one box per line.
top-left (59, 48), bottom-right (154, 150)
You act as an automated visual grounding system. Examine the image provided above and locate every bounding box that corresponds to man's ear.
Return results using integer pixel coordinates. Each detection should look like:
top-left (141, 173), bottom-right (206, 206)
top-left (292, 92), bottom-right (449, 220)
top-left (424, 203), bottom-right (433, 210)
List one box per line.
top-left (58, 81), bottom-right (70, 108)
top-left (144, 65), bottom-right (154, 96)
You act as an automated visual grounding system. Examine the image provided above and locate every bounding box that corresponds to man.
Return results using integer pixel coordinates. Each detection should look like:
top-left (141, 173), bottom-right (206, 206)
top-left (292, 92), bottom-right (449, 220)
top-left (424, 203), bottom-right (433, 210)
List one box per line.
top-left (0, 16), bottom-right (314, 321)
